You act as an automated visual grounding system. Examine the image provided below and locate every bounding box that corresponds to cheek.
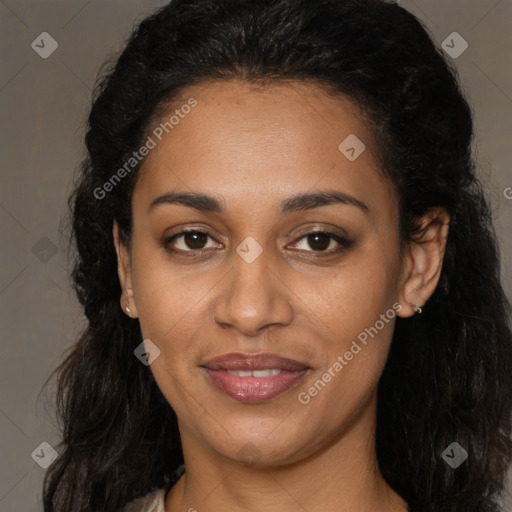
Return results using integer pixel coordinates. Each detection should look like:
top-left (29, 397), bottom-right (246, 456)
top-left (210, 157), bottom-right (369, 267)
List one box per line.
top-left (129, 243), bottom-right (204, 371)
top-left (296, 239), bottom-right (401, 398)
top-left (129, 247), bottom-right (207, 414)
top-left (297, 240), bottom-right (400, 345)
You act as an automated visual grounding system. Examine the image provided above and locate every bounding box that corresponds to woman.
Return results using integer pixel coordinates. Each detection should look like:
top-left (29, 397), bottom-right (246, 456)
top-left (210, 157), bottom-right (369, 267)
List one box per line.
top-left (42, 0), bottom-right (512, 511)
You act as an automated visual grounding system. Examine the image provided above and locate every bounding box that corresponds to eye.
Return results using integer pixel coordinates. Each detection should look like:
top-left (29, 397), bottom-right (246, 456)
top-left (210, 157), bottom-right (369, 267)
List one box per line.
top-left (289, 231), bottom-right (352, 254)
top-left (163, 229), bottom-right (352, 257)
top-left (163, 229), bottom-right (221, 254)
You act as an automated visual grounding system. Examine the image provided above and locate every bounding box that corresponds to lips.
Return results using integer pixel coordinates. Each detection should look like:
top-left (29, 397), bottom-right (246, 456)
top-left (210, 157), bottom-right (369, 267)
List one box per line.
top-left (201, 352), bottom-right (309, 403)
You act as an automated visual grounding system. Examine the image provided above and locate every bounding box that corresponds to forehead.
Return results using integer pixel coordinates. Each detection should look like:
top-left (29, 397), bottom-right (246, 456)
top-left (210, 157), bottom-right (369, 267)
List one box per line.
top-left (133, 79), bottom-right (395, 219)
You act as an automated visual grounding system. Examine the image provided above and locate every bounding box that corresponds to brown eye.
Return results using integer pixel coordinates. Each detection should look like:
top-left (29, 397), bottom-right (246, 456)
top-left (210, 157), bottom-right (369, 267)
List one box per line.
top-left (163, 230), bottom-right (220, 254)
top-left (306, 233), bottom-right (331, 251)
top-left (290, 231), bottom-right (352, 255)
top-left (182, 231), bottom-right (208, 250)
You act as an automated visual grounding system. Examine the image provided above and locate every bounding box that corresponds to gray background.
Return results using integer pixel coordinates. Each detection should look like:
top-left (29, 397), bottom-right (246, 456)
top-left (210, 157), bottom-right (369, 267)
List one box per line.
top-left (0, 0), bottom-right (511, 510)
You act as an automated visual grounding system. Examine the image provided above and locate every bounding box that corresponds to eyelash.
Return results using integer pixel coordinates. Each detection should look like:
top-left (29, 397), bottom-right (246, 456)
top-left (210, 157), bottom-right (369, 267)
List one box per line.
top-left (162, 229), bottom-right (352, 258)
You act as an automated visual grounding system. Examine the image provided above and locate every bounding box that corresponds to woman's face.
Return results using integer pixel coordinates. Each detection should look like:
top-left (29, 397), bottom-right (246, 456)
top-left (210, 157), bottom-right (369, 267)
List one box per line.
top-left (116, 80), bottom-right (422, 467)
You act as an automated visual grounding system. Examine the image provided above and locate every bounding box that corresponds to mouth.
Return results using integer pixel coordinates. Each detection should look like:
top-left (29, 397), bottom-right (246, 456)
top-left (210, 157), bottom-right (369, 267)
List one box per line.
top-left (201, 352), bottom-right (310, 403)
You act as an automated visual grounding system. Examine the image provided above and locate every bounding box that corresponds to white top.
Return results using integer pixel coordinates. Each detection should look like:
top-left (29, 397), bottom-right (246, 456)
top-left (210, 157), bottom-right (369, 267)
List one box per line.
top-left (124, 488), bottom-right (166, 512)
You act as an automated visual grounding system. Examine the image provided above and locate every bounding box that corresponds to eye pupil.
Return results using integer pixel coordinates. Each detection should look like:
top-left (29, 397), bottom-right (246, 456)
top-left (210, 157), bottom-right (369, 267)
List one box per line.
top-left (185, 232), bottom-right (207, 249)
top-left (307, 233), bottom-right (330, 251)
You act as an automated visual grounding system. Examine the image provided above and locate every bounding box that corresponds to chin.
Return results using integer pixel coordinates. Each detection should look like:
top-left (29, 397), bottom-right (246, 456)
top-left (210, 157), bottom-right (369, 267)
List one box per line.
top-left (205, 426), bottom-right (312, 468)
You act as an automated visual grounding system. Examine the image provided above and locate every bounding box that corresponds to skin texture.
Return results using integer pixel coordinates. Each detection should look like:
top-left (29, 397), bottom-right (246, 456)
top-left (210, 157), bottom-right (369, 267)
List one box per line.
top-left (113, 80), bottom-right (449, 512)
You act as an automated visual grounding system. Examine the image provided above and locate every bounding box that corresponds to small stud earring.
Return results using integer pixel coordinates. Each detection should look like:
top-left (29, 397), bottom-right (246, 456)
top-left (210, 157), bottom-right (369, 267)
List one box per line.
top-left (412, 303), bottom-right (423, 314)
top-left (125, 306), bottom-right (131, 316)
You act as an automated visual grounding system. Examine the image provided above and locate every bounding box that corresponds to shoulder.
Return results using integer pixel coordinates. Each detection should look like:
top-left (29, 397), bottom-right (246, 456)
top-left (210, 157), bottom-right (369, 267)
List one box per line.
top-left (123, 488), bottom-right (166, 512)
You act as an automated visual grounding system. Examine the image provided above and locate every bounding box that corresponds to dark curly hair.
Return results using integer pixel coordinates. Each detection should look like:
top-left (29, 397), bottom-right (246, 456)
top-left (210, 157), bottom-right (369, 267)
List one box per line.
top-left (42, 0), bottom-right (512, 511)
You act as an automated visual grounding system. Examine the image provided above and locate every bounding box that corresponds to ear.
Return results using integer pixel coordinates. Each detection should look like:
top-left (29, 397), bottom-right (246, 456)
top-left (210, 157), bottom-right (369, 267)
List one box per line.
top-left (396, 207), bottom-right (450, 318)
top-left (113, 221), bottom-right (138, 318)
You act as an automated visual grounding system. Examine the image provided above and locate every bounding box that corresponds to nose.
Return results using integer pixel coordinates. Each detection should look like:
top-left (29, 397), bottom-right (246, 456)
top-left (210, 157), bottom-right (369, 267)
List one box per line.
top-left (212, 249), bottom-right (294, 336)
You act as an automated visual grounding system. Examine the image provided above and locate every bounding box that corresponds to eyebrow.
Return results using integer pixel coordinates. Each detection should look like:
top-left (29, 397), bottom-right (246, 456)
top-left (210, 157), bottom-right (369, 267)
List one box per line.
top-left (148, 190), bottom-right (369, 214)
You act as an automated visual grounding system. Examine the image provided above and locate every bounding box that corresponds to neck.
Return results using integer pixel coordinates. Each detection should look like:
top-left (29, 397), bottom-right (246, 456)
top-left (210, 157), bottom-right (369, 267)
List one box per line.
top-left (166, 393), bottom-right (408, 512)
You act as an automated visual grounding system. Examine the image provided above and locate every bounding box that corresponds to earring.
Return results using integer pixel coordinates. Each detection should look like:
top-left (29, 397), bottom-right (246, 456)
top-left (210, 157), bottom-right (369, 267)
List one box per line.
top-left (125, 305), bottom-right (131, 316)
top-left (412, 303), bottom-right (423, 314)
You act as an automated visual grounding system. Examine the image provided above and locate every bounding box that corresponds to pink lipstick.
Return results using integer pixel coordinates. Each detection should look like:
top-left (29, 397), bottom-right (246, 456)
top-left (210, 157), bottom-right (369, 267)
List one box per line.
top-left (201, 352), bottom-right (309, 403)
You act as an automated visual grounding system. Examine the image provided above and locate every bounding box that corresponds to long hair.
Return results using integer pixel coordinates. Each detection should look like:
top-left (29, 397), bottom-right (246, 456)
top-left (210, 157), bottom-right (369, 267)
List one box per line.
top-left (43, 1), bottom-right (512, 510)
